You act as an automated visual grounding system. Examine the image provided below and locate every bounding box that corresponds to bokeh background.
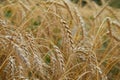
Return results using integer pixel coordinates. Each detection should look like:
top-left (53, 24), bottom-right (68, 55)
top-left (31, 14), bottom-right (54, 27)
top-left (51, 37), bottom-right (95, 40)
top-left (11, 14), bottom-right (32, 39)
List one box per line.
top-left (70, 0), bottom-right (120, 8)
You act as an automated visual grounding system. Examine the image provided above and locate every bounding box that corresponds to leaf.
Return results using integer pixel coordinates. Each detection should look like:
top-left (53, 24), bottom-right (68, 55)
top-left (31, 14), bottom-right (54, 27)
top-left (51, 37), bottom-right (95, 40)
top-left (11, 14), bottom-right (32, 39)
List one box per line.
top-left (4, 9), bottom-right (12, 18)
top-left (45, 54), bottom-right (51, 64)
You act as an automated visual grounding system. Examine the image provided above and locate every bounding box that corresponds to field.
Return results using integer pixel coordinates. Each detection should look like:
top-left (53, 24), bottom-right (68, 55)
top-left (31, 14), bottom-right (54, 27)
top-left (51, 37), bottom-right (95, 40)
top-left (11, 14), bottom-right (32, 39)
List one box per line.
top-left (0, 0), bottom-right (120, 80)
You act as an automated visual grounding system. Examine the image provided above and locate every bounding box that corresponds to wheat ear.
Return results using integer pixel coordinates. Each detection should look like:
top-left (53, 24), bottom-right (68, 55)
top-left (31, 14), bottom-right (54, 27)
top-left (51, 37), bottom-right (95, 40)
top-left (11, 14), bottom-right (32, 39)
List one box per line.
top-left (60, 19), bottom-right (74, 51)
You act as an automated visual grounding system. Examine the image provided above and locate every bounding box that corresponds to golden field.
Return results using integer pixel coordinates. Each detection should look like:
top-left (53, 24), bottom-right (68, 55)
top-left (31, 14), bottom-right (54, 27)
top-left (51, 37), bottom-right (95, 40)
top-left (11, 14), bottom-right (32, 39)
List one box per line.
top-left (0, 0), bottom-right (120, 80)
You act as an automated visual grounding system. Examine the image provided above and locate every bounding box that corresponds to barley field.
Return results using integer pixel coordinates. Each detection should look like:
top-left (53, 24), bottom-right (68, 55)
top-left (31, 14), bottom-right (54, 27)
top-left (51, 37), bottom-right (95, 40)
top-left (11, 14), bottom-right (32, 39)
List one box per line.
top-left (0, 0), bottom-right (120, 80)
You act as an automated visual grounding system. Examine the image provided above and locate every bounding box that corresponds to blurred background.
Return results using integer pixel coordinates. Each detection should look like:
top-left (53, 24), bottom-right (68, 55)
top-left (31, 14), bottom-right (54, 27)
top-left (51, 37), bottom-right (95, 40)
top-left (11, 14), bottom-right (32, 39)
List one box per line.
top-left (70, 0), bottom-right (120, 8)
top-left (0, 0), bottom-right (120, 8)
